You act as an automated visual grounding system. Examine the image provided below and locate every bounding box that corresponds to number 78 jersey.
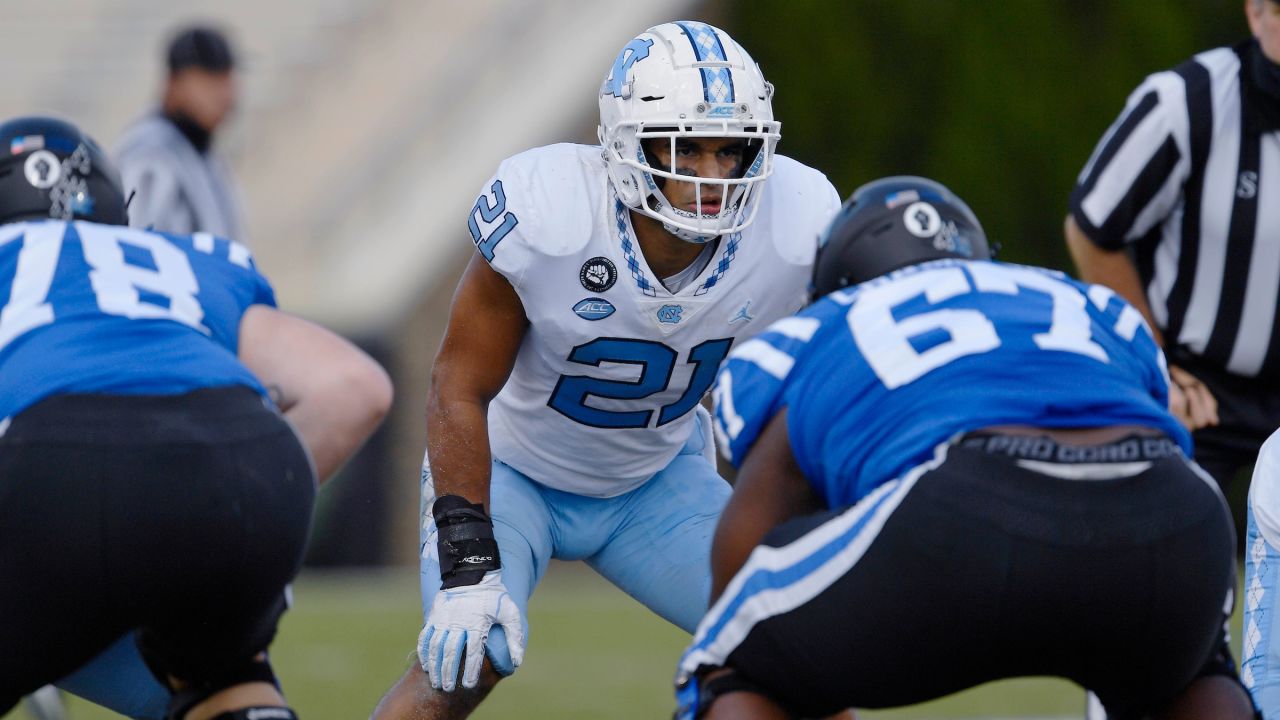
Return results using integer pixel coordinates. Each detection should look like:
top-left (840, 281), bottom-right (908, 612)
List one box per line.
top-left (0, 220), bottom-right (275, 419)
top-left (469, 144), bottom-right (841, 497)
top-left (714, 259), bottom-right (1192, 507)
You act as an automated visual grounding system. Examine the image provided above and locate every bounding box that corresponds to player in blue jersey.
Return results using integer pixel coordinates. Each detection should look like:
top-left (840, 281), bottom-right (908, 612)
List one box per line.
top-left (0, 116), bottom-right (392, 720)
top-left (672, 176), bottom-right (1256, 720)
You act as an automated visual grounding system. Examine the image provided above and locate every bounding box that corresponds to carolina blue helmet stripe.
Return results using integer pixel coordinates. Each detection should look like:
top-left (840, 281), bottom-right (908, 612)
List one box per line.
top-left (676, 21), bottom-right (735, 104)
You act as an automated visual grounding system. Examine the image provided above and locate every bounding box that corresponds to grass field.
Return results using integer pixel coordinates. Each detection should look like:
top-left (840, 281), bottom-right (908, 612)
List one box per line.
top-left (7, 562), bottom-right (1245, 719)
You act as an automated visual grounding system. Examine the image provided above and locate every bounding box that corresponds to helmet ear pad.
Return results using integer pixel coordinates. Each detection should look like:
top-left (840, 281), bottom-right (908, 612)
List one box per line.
top-left (812, 176), bottom-right (991, 299)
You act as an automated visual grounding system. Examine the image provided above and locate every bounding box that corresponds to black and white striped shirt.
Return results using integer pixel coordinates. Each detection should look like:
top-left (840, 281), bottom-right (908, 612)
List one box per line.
top-left (1070, 41), bottom-right (1280, 380)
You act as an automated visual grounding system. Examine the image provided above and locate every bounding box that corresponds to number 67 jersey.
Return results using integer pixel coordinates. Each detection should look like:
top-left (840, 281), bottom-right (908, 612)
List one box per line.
top-left (0, 220), bottom-right (275, 420)
top-left (469, 144), bottom-right (840, 497)
top-left (714, 258), bottom-right (1194, 507)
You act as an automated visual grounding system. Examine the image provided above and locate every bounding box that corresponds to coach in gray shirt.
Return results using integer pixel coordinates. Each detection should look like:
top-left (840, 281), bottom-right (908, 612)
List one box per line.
top-left (115, 26), bottom-right (248, 243)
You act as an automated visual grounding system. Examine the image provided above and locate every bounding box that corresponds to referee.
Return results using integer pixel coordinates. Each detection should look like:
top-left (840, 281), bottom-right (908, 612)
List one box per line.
top-left (1065, 0), bottom-right (1280, 492)
top-left (1068, 3), bottom-right (1279, 717)
top-left (114, 25), bottom-right (248, 243)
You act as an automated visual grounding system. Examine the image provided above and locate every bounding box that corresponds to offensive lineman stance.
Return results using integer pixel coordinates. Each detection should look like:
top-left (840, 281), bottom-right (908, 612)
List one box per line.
top-left (674, 177), bottom-right (1250, 720)
top-left (372, 21), bottom-right (839, 720)
top-left (0, 116), bottom-right (392, 719)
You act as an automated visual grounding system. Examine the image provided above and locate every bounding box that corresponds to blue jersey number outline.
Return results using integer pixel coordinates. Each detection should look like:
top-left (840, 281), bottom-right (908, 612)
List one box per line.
top-left (548, 336), bottom-right (734, 429)
top-left (468, 180), bottom-right (518, 262)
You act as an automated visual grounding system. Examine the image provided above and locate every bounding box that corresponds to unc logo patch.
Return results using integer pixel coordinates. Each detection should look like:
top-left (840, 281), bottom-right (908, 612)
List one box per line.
top-left (580, 256), bottom-right (617, 292)
top-left (657, 304), bottom-right (684, 324)
top-left (603, 37), bottom-right (653, 98)
top-left (573, 297), bottom-right (616, 321)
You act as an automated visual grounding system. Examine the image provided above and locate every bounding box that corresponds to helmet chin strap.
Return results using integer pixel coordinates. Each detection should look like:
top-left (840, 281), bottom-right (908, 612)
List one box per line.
top-left (644, 183), bottom-right (739, 244)
top-left (663, 220), bottom-right (718, 244)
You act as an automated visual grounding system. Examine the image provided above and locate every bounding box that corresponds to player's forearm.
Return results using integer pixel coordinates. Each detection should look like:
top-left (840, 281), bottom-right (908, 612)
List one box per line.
top-left (425, 391), bottom-right (495, 509)
top-left (1064, 215), bottom-right (1164, 346)
top-left (238, 306), bottom-right (393, 484)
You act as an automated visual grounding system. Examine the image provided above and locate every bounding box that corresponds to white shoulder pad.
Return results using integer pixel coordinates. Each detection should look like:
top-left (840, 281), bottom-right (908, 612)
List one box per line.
top-left (757, 154), bottom-right (842, 266)
top-left (468, 144), bottom-right (605, 289)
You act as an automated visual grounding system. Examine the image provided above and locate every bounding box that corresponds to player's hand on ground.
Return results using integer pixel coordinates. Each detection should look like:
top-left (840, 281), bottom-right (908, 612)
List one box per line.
top-left (1168, 364), bottom-right (1219, 431)
top-left (418, 571), bottom-right (524, 691)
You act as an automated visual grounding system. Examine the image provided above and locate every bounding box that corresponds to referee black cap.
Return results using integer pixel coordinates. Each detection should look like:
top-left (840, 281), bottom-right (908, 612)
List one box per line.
top-left (166, 26), bottom-right (235, 73)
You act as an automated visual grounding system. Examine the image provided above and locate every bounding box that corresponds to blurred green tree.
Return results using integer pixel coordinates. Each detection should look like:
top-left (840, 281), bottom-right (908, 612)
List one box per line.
top-left (723, 1), bottom-right (1242, 270)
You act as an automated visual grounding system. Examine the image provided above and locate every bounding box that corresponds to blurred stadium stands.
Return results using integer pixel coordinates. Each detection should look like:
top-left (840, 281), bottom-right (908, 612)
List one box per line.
top-left (0, 0), bottom-right (698, 565)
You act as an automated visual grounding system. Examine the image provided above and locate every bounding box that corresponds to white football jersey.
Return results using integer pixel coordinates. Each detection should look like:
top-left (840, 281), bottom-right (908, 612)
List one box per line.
top-left (468, 143), bottom-right (840, 497)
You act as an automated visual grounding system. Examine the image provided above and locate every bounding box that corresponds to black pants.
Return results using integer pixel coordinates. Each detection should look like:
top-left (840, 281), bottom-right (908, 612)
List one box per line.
top-left (721, 435), bottom-right (1235, 719)
top-left (0, 387), bottom-right (315, 714)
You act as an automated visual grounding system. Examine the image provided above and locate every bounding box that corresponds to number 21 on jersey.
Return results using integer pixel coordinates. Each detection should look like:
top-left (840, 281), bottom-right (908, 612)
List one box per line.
top-left (549, 337), bottom-right (733, 429)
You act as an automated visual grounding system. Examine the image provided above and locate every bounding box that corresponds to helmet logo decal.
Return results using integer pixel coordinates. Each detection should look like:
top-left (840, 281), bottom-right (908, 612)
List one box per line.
top-left (903, 201), bottom-right (941, 238)
top-left (580, 256), bottom-right (618, 293)
top-left (47, 144), bottom-right (93, 220)
top-left (24, 150), bottom-right (61, 189)
top-left (10, 135), bottom-right (45, 155)
top-left (932, 220), bottom-right (974, 257)
top-left (884, 189), bottom-right (920, 209)
top-left (676, 21), bottom-right (736, 103)
top-left (603, 38), bottom-right (653, 98)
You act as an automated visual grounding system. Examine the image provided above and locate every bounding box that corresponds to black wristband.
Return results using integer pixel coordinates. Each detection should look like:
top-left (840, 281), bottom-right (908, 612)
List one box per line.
top-left (433, 495), bottom-right (502, 589)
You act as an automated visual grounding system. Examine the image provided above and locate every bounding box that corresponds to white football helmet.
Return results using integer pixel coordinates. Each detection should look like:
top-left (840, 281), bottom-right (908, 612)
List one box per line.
top-left (598, 21), bottom-right (781, 243)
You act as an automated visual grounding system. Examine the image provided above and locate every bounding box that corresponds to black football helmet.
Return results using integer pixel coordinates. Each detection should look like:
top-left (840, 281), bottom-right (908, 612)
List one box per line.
top-left (0, 115), bottom-right (128, 226)
top-left (811, 176), bottom-right (991, 299)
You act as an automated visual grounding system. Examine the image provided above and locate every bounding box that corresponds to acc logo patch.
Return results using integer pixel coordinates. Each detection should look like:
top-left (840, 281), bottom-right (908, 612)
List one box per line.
top-left (580, 256), bottom-right (617, 292)
top-left (573, 297), bottom-right (616, 321)
top-left (903, 201), bottom-right (941, 238)
top-left (657, 304), bottom-right (684, 324)
top-left (24, 150), bottom-right (61, 189)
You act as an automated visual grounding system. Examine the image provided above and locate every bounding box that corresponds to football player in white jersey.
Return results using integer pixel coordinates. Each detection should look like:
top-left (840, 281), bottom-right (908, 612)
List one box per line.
top-left (371, 21), bottom-right (839, 720)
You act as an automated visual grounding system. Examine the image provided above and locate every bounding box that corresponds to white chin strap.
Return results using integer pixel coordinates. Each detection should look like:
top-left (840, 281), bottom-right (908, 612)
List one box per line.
top-left (658, 210), bottom-right (733, 244)
top-left (665, 223), bottom-right (719, 244)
